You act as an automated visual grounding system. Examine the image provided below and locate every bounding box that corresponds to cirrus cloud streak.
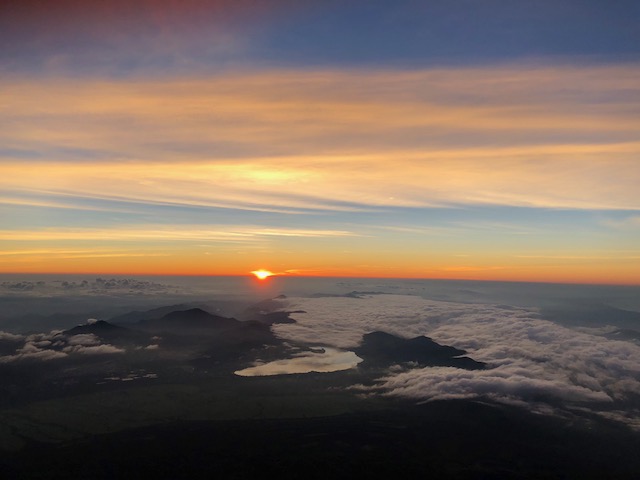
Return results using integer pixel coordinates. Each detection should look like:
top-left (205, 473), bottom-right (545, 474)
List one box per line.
top-left (2, 65), bottom-right (640, 213)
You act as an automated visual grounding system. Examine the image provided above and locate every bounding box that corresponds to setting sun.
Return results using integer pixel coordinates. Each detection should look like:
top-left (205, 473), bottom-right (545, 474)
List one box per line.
top-left (251, 269), bottom-right (274, 280)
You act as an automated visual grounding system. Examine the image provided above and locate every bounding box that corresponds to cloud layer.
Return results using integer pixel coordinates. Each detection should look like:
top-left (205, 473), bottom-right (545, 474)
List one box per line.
top-left (273, 294), bottom-right (640, 424)
top-left (3, 66), bottom-right (640, 212)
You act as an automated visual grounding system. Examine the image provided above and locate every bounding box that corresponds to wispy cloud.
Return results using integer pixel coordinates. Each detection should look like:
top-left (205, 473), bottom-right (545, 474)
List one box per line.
top-left (0, 248), bottom-right (170, 259)
top-left (515, 254), bottom-right (640, 260)
top-left (0, 226), bottom-right (357, 242)
top-left (0, 195), bottom-right (139, 213)
top-left (439, 266), bottom-right (507, 272)
top-left (2, 65), bottom-right (640, 213)
top-left (601, 216), bottom-right (640, 230)
top-left (248, 228), bottom-right (356, 238)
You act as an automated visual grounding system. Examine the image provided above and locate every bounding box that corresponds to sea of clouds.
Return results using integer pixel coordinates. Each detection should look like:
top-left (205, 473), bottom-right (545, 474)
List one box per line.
top-left (272, 294), bottom-right (640, 427)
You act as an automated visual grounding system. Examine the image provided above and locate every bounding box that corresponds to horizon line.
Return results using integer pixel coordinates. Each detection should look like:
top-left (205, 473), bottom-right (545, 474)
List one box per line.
top-left (1, 271), bottom-right (638, 288)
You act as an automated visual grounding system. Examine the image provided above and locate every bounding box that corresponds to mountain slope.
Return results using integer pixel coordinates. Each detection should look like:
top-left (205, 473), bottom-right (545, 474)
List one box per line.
top-left (355, 331), bottom-right (485, 370)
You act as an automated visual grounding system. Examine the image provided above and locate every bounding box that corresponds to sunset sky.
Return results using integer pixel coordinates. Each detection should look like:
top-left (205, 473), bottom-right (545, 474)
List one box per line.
top-left (1, 0), bottom-right (639, 284)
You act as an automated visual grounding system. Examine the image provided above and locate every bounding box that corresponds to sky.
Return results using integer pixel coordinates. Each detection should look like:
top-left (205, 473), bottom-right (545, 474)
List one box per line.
top-left (1, 0), bottom-right (639, 284)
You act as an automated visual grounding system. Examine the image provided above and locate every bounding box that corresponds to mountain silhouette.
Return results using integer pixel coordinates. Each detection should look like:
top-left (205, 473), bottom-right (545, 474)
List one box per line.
top-left (355, 331), bottom-right (485, 370)
top-left (240, 296), bottom-right (301, 325)
top-left (64, 320), bottom-right (124, 336)
top-left (541, 303), bottom-right (640, 329)
top-left (138, 308), bottom-right (240, 334)
top-left (109, 304), bottom-right (193, 324)
top-left (63, 320), bottom-right (150, 345)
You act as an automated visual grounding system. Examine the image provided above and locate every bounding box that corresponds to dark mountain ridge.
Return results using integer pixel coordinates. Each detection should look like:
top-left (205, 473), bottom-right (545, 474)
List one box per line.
top-left (108, 304), bottom-right (194, 324)
top-left (137, 308), bottom-right (241, 334)
top-left (64, 320), bottom-right (126, 336)
top-left (63, 320), bottom-right (151, 345)
top-left (542, 303), bottom-right (640, 329)
top-left (355, 331), bottom-right (486, 370)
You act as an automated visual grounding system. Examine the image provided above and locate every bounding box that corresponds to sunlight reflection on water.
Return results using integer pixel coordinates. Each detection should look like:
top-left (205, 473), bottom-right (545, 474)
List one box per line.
top-left (234, 347), bottom-right (362, 377)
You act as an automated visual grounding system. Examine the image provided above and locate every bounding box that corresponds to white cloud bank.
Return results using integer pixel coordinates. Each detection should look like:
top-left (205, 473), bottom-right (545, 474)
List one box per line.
top-left (273, 295), bottom-right (640, 424)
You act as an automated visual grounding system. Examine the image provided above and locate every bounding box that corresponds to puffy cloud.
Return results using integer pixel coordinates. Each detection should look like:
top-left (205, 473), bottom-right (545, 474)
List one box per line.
top-left (0, 341), bottom-right (68, 363)
top-left (0, 331), bottom-right (24, 341)
top-left (66, 334), bottom-right (100, 346)
top-left (274, 295), bottom-right (640, 424)
top-left (0, 329), bottom-right (125, 362)
top-left (25, 331), bottom-right (64, 343)
top-left (62, 333), bottom-right (124, 355)
top-left (63, 344), bottom-right (124, 355)
top-left (366, 366), bottom-right (612, 404)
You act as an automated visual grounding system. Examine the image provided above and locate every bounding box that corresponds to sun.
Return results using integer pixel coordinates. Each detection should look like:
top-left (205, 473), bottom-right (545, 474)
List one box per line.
top-left (251, 269), bottom-right (274, 280)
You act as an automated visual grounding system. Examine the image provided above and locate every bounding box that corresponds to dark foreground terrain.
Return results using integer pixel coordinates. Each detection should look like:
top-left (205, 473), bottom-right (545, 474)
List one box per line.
top-left (2, 399), bottom-right (640, 480)
top-left (1, 300), bottom-right (640, 479)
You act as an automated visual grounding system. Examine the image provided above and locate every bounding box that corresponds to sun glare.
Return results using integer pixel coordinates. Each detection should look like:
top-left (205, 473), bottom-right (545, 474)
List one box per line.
top-left (251, 269), bottom-right (274, 280)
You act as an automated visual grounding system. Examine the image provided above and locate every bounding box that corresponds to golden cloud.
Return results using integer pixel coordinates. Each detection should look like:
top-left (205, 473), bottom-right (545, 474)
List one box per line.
top-left (1, 64), bottom-right (639, 214)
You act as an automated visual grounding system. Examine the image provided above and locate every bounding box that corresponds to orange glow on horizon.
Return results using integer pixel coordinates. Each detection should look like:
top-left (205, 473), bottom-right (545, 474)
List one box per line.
top-left (1, 263), bottom-right (639, 286)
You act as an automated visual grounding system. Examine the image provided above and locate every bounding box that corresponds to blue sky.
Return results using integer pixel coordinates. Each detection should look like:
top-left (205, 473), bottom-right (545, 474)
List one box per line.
top-left (3, 0), bottom-right (639, 74)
